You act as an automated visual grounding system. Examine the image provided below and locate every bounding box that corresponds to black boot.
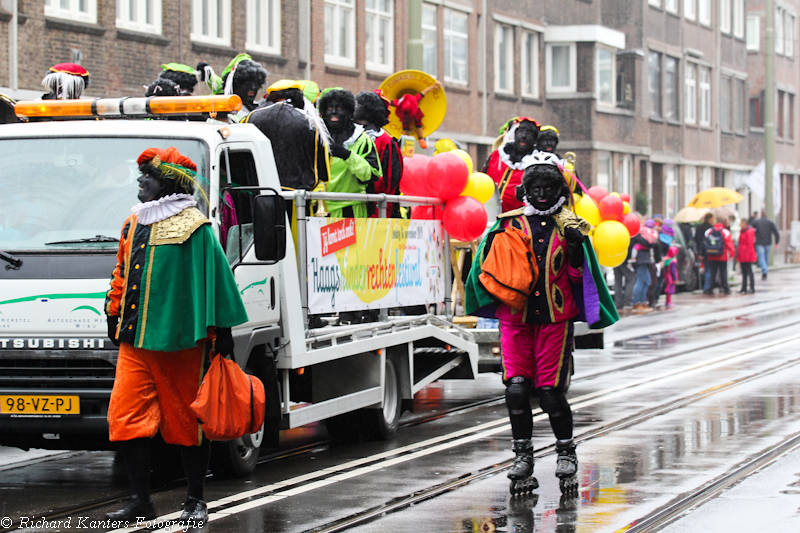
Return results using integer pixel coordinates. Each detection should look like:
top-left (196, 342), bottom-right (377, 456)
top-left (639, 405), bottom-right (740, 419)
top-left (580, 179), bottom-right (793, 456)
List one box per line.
top-left (507, 439), bottom-right (534, 480)
top-left (107, 439), bottom-right (156, 521)
top-left (178, 496), bottom-right (208, 524)
top-left (555, 438), bottom-right (578, 478)
top-left (106, 495), bottom-right (156, 521)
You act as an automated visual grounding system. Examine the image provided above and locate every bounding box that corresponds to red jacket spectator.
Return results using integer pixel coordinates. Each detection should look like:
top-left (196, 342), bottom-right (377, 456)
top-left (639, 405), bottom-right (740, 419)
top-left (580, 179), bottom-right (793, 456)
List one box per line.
top-left (705, 223), bottom-right (735, 261)
top-left (737, 226), bottom-right (757, 263)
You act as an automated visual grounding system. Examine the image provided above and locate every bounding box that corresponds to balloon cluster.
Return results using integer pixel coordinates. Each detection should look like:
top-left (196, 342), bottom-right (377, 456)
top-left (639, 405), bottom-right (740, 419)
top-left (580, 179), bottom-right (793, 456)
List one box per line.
top-left (401, 150), bottom-right (491, 242)
top-left (574, 187), bottom-right (640, 268)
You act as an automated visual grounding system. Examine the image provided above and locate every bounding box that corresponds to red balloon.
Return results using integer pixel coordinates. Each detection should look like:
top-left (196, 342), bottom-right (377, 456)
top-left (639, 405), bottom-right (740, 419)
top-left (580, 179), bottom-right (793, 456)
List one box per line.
top-left (442, 196), bottom-right (487, 241)
top-left (622, 213), bottom-right (641, 237)
top-left (410, 205), bottom-right (444, 220)
top-left (620, 192), bottom-right (631, 203)
top-left (399, 154), bottom-right (431, 197)
top-left (588, 186), bottom-right (609, 203)
top-left (598, 195), bottom-right (624, 221)
top-left (428, 152), bottom-right (469, 200)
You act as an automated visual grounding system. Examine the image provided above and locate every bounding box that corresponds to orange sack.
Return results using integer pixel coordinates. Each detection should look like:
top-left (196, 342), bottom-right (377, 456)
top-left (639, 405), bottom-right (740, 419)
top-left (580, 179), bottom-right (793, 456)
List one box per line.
top-left (479, 226), bottom-right (539, 312)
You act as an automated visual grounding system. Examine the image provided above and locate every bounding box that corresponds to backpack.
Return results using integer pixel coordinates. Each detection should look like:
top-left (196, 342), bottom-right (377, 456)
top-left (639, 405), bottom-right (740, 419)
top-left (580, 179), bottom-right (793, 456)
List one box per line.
top-left (479, 226), bottom-right (539, 311)
top-left (705, 228), bottom-right (725, 256)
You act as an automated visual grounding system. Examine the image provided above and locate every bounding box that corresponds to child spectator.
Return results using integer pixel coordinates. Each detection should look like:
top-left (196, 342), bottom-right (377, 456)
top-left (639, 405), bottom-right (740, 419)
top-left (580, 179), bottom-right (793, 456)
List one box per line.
top-left (737, 219), bottom-right (756, 293)
top-left (631, 220), bottom-right (662, 312)
top-left (663, 246), bottom-right (679, 308)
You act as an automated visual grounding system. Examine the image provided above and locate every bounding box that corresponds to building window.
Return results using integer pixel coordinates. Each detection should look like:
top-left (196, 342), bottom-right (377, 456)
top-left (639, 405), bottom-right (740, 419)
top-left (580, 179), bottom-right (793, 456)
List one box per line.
top-left (648, 0), bottom-right (660, 6)
top-left (597, 152), bottom-right (612, 191)
top-left (521, 31), bottom-right (539, 98)
top-left (246, 0), bottom-right (280, 54)
top-left (699, 0), bottom-right (711, 26)
top-left (685, 0), bottom-right (696, 20)
top-left (325, 0), bottom-right (355, 67)
top-left (365, 0), bottom-right (393, 72)
top-left (596, 47), bottom-right (615, 106)
top-left (734, 78), bottom-right (745, 132)
top-left (649, 51), bottom-right (662, 118)
top-left (750, 95), bottom-right (763, 128)
top-left (684, 166), bottom-right (698, 204)
top-left (747, 15), bottom-right (760, 51)
top-left (777, 90), bottom-right (785, 137)
top-left (191, 0), bottom-right (230, 46)
top-left (720, 0), bottom-right (731, 34)
top-left (546, 43), bottom-right (577, 93)
top-left (44, 0), bottom-right (97, 24)
top-left (665, 57), bottom-right (679, 121)
top-left (776, 7), bottom-right (784, 54)
top-left (621, 155), bottom-right (633, 196)
top-left (665, 165), bottom-right (678, 218)
top-left (665, 0), bottom-right (678, 13)
top-left (786, 13), bottom-right (795, 57)
top-left (117, 0), bottom-right (161, 34)
top-left (720, 75), bottom-right (732, 131)
top-left (700, 167), bottom-right (713, 191)
top-left (444, 8), bottom-right (468, 84)
top-left (733, 0), bottom-right (744, 38)
top-left (699, 66), bottom-right (711, 126)
top-left (495, 23), bottom-right (514, 93)
top-left (685, 63), bottom-right (697, 124)
top-left (422, 4), bottom-right (437, 76)
top-left (789, 93), bottom-right (795, 140)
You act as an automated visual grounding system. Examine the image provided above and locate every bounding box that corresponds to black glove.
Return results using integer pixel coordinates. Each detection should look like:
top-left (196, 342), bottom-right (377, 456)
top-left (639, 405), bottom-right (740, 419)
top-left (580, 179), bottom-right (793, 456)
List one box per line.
top-left (196, 62), bottom-right (210, 81)
top-left (564, 227), bottom-right (585, 268)
top-left (107, 316), bottom-right (120, 346)
top-left (329, 143), bottom-right (351, 159)
top-left (214, 327), bottom-right (234, 357)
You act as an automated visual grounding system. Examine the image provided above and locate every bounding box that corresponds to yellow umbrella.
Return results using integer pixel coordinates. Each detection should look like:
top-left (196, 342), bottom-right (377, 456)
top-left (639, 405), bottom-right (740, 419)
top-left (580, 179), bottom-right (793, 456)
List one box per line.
top-left (687, 187), bottom-right (744, 208)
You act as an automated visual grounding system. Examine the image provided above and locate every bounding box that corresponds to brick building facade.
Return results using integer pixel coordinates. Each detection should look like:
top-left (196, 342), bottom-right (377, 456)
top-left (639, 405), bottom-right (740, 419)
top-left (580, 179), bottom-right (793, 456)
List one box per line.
top-left (2, 0), bottom-right (798, 233)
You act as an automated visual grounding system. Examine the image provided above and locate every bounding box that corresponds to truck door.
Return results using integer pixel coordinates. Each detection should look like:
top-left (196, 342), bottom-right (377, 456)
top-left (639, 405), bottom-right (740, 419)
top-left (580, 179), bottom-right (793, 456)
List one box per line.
top-left (217, 144), bottom-right (281, 327)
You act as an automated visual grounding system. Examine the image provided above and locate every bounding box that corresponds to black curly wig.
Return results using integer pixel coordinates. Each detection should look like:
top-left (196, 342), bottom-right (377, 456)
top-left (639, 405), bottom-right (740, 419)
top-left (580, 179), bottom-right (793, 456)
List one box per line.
top-left (224, 59), bottom-right (268, 88)
top-left (267, 88), bottom-right (305, 109)
top-left (538, 129), bottom-right (559, 142)
top-left (354, 91), bottom-right (390, 127)
top-left (144, 78), bottom-right (181, 97)
top-left (159, 70), bottom-right (198, 94)
top-left (318, 89), bottom-right (355, 117)
top-left (516, 164), bottom-right (569, 203)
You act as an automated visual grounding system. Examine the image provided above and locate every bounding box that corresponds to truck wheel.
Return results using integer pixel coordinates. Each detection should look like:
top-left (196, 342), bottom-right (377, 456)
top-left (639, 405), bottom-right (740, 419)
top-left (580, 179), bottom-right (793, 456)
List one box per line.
top-left (209, 431), bottom-right (261, 479)
top-left (359, 358), bottom-right (402, 441)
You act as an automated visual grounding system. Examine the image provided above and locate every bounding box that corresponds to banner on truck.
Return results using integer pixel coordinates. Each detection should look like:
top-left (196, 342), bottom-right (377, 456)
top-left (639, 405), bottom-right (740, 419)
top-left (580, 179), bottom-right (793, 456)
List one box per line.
top-left (307, 218), bottom-right (445, 314)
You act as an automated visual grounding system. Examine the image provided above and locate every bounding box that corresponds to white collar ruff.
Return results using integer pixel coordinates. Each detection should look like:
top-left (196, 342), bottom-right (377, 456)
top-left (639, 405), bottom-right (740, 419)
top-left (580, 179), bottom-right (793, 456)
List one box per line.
top-left (132, 194), bottom-right (197, 225)
top-left (523, 196), bottom-right (566, 217)
top-left (499, 145), bottom-right (540, 171)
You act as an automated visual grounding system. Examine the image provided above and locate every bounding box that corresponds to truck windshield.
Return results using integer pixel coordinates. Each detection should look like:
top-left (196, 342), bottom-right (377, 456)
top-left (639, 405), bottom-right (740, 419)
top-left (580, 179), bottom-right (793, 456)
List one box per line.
top-left (0, 136), bottom-right (208, 251)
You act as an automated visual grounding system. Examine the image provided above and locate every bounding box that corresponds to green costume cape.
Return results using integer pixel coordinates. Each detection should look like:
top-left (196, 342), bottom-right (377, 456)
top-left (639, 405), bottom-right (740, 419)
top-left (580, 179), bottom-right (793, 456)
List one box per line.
top-left (325, 128), bottom-right (382, 218)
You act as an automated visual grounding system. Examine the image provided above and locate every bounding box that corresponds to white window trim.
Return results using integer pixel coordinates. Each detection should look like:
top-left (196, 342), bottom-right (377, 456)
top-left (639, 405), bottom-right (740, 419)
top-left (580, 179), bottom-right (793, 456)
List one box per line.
top-left (191, 0), bottom-right (231, 46)
top-left (776, 7), bottom-right (785, 55)
top-left (521, 30), bottom-right (539, 99)
top-left (747, 15), bottom-right (760, 51)
top-left (699, 0), bottom-right (711, 26)
top-left (786, 13), bottom-right (795, 58)
top-left (443, 8), bottom-right (469, 85)
top-left (685, 0), bottom-right (696, 21)
top-left (595, 46), bottom-right (616, 108)
top-left (422, 3), bottom-right (438, 77)
top-left (365, 0), bottom-right (394, 73)
top-left (733, 0), bottom-right (744, 38)
top-left (495, 23), bottom-right (514, 94)
top-left (665, 0), bottom-right (679, 14)
top-left (245, 0), bottom-right (281, 55)
top-left (720, 0), bottom-right (731, 34)
top-left (685, 63), bottom-right (697, 124)
top-left (324, 0), bottom-right (356, 68)
top-left (649, 0), bottom-right (661, 6)
top-left (699, 67), bottom-right (711, 126)
top-left (45, 0), bottom-right (97, 24)
top-left (546, 42), bottom-right (577, 93)
top-left (116, 0), bottom-right (161, 34)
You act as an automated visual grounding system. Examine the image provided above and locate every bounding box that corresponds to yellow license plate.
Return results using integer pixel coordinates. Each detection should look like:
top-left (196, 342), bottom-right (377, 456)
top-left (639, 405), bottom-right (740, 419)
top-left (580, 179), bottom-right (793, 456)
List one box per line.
top-left (1, 395), bottom-right (80, 416)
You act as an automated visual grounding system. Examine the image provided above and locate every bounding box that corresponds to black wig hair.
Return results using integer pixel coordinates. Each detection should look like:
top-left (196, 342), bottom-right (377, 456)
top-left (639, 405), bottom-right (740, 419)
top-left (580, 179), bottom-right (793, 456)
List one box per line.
top-left (138, 162), bottom-right (195, 196)
top-left (538, 128), bottom-right (559, 142)
top-left (144, 78), bottom-right (181, 97)
top-left (354, 91), bottom-right (390, 127)
top-left (516, 164), bottom-right (570, 202)
top-left (225, 59), bottom-right (268, 88)
top-left (159, 70), bottom-right (198, 93)
top-left (267, 88), bottom-right (305, 108)
top-left (317, 89), bottom-right (356, 117)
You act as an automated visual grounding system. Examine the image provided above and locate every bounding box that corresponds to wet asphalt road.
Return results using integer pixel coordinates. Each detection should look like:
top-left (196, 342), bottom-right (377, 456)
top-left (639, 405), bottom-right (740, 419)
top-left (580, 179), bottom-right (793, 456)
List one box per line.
top-left (3, 268), bottom-right (800, 532)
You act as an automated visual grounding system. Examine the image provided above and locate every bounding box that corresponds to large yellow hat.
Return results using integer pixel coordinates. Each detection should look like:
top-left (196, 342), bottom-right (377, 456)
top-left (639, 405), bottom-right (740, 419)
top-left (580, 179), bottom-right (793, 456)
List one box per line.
top-left (267, 79), bottom-right (303, 94)
top-left (378, 70), bottom-right (447, 140)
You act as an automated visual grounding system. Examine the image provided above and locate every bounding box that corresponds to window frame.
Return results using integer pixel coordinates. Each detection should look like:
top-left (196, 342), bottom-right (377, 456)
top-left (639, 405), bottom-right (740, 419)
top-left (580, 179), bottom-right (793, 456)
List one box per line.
top-left (665, 165), bottom-right (679, 218)
top-left (685, 0), bottom-right (696, 20)
top-left (776, 7), bottom-right (785, 55)
top-left (699, 66), bottom-right (711, 126)
top-left (116, 0), bottom-right (161, 34)
top-left (649, 51), bottom-right (663, 119)
top-left (596, 151), bottom-right (612, 192)
top-left (521, 30), bottom-right (540, 99)
top-left (191, 0), bottom-right (231, 46)
top-left (245, 0), bottom-right (281, 55)
top-left (788, 93), bottom-right (795, 140)
top-left (733, 0), bottom-right (744, 38)
top-left (649, 0), bottom-right (661, 7)
top-left (684, 166), bottom-right (698, 205)
top-left (720, 0), bottom-right (731, 34)
top-left (546, 42), bottom-right (577, 93)
top-left (664, 56), bottom-right (680, 121)
top-left (494, 23), bottom-right (514, 94)
top-left (665, 0), bottom-right (678, 14)
top-left (685, 62), bottom-right (697, 124)
top-left (720, 75), bottom-right (732, 131)
top-left (699, 0), bottom-right (711, 26)
top-left (365, 0), bottom-right (394, 73)
top-left (324, 0), bottom-right (356, 68)
top-left (443, 7), bottom-right (469, 85)
top-left (422, 3), bottom-right (438, 77)
top-left (747, 15), bottom-right (760, 51)
top-left (596, 46), bottom-right (616, 107)
top-left (777, 89), bottom-right (785, 137)
top-left (734, 77), bottom-right (745, 132)
top-left (785, 12), bottom-right (795, 58)
top-left (44, 0), bottom-right (97, 24)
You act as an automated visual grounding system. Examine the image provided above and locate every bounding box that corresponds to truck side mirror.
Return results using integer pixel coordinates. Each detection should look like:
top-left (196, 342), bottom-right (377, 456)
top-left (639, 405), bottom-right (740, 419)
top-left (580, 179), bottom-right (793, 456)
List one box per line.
top-left (253, 193), bottom-right (286, 263)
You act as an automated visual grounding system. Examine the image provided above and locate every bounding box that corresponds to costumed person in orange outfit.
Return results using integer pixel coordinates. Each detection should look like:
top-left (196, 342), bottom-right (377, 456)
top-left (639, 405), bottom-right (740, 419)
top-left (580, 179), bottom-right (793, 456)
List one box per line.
top-left (41, 63), bottom-right (90, 100)
top-left (390, 80), bottom-right (441, 149)
top-left (104, 147), bottom-right (248, 524)
top-left (482, 117), bottom-right (541, 213)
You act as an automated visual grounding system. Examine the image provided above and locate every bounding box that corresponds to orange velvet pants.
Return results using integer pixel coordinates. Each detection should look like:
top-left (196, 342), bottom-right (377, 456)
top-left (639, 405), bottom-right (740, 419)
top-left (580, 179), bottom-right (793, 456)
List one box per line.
top-left (108, 342), bottom-right (204, 446)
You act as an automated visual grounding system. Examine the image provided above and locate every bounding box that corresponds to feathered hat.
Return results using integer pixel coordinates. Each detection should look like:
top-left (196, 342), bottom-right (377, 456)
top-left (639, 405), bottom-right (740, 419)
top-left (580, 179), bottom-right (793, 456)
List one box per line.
top-left (42, 63), bottom-right (90, 100)
top-left (137, 147), bottom-right (205, 202)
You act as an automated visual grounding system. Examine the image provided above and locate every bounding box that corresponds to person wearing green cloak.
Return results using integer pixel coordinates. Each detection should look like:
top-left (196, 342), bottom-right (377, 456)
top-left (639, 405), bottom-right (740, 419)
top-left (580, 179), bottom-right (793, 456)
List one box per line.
top-left (317, 88), bottom-right (382, 218)
top-left (104, 147), bottom-right (248, 525)
top-left (197, 53), bottom-right (268, 122)
top-left (159, 63), bottom-right (199, 95)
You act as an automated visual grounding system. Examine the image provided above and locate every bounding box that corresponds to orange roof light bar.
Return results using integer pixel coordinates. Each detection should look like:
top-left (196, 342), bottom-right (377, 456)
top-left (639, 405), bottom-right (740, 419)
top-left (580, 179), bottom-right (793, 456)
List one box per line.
top-left (14, 95), bottom-right (243, 119)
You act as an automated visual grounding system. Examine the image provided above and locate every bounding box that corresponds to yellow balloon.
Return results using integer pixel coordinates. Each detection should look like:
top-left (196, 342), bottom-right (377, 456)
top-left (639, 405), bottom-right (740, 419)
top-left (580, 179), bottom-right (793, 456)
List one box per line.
top-left (610, 192), bottom-right (621, 198)
top-left (597, 249), bottom-right (628, 268)
top-left (593, 220), bottom-right (631, 257)
top-left (449, 149), bottom-right (474, 174)
top-left (575, 195), bottom-right (602, 227)
top-left (622, 201), bottom-right (631, 215)
top-left (461, 172), bottom-right (496, 204)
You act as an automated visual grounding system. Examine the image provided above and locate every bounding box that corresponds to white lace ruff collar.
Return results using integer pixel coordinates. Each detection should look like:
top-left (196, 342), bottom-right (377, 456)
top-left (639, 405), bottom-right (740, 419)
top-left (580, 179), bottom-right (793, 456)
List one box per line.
top-left (522, 196), bottom-right (566, 217)
top-left (499, 145), bottom-right (540, 171)
top-left (132, 193), bottom-right (197, 225)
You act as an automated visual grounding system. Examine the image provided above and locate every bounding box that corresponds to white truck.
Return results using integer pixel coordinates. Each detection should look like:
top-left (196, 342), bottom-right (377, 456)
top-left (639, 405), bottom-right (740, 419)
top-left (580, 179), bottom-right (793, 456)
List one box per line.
top-left (0, 103), bottom-right (479, 478)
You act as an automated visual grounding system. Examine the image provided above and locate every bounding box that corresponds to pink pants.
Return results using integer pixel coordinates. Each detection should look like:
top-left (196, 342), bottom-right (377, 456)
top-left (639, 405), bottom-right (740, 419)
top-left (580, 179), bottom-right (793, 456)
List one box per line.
top-left (500, 320), bottom-right (574, 390)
